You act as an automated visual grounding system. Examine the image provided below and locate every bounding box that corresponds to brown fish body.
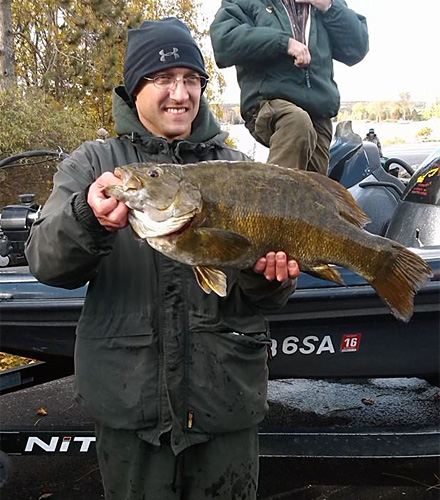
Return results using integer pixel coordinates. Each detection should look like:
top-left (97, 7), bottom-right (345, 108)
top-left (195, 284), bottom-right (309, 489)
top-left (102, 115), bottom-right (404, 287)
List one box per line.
top-left (106, 161), bottom-right (432, 322)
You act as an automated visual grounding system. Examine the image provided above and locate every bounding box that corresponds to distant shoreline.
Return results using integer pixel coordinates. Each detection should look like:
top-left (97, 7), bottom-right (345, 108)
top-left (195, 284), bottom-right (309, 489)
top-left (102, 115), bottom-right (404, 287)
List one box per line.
top-left (226, 119), bottom-right (440, 163)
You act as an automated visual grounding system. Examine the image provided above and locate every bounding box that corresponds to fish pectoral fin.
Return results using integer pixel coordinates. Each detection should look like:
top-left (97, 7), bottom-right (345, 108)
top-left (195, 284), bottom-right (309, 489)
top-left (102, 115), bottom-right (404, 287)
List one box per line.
top-left (306, 264), bottom-right (345, 285)
top-left (179, 228), bottom-right (252, 263)
top-left (193, 266), bottom-right (227, 297)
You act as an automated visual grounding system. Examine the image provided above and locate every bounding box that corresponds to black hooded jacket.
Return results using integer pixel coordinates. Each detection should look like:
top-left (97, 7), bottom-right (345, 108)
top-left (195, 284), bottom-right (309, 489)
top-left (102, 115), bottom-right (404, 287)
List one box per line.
top-left (25, 87), bottom-right (297, 454)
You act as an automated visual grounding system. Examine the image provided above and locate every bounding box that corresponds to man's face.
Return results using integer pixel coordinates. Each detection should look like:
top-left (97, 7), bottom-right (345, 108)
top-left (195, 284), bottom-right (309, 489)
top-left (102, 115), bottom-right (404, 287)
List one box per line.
top-left (135, 67), bottom-right (202, 141)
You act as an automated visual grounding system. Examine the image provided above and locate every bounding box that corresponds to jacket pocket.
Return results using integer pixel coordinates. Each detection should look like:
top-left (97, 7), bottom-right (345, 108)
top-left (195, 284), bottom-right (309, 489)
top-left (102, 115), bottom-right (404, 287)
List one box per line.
top-left (187, 331), bottom-right (270, 434)
top-left (74, 332), bottom-right (159, 429)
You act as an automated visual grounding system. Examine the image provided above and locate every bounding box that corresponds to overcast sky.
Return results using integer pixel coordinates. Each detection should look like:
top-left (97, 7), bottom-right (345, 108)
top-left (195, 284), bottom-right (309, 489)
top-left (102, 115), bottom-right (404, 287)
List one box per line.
top-left (201, 0), bottom-right (439, 104)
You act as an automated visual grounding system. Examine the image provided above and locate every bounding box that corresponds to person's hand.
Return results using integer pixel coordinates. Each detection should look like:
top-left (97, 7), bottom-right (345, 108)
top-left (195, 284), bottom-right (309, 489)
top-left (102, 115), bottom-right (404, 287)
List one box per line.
top-left (253, 251), bottom-right (300, 282)
top-left (87, 172), bottom-right (129, 231)
top-left (295, 0), bottom-right (332, 12)
top-left (287, 38), bottom-right (311, 67)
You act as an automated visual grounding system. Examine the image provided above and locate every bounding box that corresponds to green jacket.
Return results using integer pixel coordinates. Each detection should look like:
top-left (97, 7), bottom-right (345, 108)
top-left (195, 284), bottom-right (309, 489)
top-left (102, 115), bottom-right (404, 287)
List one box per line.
top-left (210, 0), bottom-right (369, 120)
top-left (25, 87), bottom-right (297, 454)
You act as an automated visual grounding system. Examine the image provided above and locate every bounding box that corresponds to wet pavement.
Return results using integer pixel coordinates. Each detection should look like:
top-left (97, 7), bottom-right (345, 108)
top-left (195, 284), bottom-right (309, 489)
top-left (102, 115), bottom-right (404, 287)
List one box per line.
top-left (1, 376), bottom-right (439, 499)
top-left (1, 454), bottom-right (439, 499)
top-left (262, 484), bottom-right (440, 500)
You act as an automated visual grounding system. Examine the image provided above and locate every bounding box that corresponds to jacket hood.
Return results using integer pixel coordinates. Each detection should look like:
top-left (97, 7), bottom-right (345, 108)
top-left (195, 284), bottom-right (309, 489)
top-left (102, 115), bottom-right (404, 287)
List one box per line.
top-left (112, 86), bottom-right (224, 144)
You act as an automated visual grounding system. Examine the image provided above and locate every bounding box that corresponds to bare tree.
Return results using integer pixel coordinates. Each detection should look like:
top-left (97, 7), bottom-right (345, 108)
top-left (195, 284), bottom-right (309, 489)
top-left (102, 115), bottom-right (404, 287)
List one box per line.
top-left (0, 0), bottom-right (15, 89)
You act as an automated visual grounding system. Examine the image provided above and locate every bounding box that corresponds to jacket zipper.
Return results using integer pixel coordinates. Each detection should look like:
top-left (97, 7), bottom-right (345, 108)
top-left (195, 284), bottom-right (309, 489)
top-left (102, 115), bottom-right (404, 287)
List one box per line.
top-left (305, 69), bottom-right (311, 88)
top-left (173, 142), bottom-right (194, 432)
top-left (182, 270), bottom-right (193, 431)
top-left (280, 2), bottom-right (312, 89)
top-left (157, 253), bottom-right (166, 431)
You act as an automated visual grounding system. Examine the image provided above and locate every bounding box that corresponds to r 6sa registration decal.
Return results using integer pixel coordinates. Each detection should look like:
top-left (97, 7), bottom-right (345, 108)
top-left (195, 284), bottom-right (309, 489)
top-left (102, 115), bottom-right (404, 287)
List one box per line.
top-left (270, 335), bottom-right (335, 357)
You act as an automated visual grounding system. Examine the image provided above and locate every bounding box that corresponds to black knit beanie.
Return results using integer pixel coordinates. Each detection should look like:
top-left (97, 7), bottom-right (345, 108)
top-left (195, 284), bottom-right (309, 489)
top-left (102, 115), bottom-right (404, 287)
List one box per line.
top-left (124, 17), bottom-right (208, 101)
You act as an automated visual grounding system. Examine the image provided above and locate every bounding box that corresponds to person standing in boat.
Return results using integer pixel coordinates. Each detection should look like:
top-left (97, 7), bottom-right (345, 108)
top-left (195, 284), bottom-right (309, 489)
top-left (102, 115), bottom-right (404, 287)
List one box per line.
top-left (364, 127), bottom-right (383, 157)
top-left (210, 0), bottom-right (369, 174)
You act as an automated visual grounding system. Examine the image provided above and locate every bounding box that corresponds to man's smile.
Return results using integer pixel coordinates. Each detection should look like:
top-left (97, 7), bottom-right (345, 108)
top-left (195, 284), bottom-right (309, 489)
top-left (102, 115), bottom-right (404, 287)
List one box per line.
top-left (165, 107), bottom-right (188, 115)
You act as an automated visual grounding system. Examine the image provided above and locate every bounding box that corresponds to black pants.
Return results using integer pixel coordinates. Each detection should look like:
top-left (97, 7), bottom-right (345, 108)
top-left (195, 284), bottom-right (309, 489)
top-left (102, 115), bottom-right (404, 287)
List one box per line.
top-left (95, 424), bottom-right (259, 500)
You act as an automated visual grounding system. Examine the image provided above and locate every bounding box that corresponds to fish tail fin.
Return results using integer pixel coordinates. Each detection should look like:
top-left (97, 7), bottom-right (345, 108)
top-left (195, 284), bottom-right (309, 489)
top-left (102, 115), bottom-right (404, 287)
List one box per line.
top-left (371, 245), bottom-right (432, 322)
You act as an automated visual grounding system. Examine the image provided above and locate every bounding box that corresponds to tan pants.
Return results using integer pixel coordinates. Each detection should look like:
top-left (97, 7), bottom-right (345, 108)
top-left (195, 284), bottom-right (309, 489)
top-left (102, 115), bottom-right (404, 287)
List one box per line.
top-left (253, 99), bottom-right (333, 175)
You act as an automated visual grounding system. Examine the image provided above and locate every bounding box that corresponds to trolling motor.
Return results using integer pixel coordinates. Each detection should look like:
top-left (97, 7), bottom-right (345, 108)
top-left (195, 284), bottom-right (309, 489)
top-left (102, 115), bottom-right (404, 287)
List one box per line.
top-left (0, 194), bottom-right (41, 267)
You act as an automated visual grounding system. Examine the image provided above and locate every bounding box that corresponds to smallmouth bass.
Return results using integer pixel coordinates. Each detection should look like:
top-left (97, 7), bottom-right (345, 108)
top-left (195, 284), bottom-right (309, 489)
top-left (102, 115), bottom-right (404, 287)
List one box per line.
top-left (105, 161), bottom-right (432, 322)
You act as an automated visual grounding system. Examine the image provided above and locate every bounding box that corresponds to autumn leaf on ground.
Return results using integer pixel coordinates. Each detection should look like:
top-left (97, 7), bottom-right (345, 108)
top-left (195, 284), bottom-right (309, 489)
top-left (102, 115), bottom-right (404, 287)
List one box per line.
top-left (37, 407), bottom-right (48, 416)
top-left (0, 352), bottom-right (36, 371)
top-left (361, 398), bottom-right (375, 406)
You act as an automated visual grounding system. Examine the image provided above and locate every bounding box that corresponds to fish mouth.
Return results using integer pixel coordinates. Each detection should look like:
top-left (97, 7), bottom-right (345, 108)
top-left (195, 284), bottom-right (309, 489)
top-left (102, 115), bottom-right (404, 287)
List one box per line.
top-left (113, 167), bottom-right (146, 191)
top-left (113, 167), bottom-right (126, 182)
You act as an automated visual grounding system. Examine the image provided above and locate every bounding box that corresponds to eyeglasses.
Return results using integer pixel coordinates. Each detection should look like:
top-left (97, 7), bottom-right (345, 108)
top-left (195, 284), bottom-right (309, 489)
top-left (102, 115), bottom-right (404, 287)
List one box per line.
top-left (143, 74), bottom-right (208, 91)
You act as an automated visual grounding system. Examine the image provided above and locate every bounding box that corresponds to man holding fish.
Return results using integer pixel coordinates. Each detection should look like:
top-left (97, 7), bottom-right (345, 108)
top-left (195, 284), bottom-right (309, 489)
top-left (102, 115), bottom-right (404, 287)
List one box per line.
top-left (26, 17), bottom-right (300, 500)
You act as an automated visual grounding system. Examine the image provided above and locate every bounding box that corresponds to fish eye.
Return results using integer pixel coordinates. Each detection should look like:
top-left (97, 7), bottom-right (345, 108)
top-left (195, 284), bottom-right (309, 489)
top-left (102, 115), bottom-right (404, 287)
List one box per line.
top-left (149, 170), bottom-right (159, 178)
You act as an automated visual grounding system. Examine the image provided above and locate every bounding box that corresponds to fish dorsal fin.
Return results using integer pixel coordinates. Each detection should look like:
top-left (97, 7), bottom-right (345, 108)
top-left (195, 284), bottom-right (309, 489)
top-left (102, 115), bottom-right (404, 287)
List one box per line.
top-left (306, 172), bottom-right (371, 228)
top-left (177, 228), bottom-right (252, 263)
top-left (193, 266), bottom-right (227, 297)
top-left (304, 263), bottom-right (345, 285)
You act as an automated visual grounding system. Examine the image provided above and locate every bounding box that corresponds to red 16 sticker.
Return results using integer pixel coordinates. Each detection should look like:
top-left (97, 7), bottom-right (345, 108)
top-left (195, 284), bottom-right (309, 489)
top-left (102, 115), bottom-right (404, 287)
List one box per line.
top-left (340, 334), bottom-right (362, 353)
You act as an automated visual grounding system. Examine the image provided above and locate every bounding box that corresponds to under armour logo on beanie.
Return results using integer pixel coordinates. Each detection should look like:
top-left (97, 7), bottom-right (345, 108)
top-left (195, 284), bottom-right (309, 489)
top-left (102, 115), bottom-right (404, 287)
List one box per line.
top-left (124, 17), bottom-right (208, 101)
top-left (159, 48), bottom-right (180, 61)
